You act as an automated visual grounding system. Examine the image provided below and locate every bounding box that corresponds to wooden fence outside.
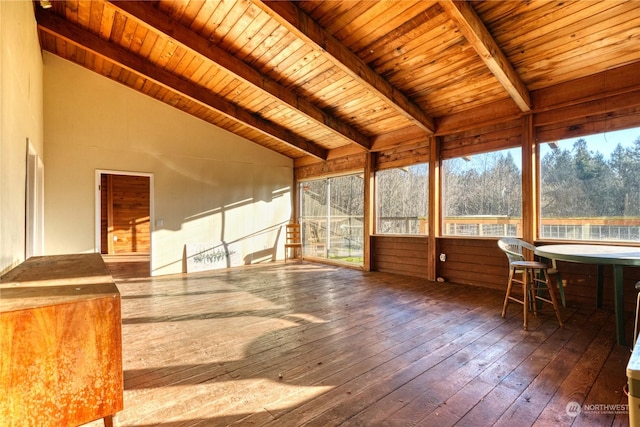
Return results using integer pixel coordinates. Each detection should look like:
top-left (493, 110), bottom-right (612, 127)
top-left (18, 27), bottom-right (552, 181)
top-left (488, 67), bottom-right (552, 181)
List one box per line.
top-left (376, 216), bottom-right (640, 241)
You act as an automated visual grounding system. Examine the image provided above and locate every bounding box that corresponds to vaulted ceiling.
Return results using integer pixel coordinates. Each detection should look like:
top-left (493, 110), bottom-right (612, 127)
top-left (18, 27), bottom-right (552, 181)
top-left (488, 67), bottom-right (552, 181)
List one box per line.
top-left (35, 0), bottom-right (640, 161)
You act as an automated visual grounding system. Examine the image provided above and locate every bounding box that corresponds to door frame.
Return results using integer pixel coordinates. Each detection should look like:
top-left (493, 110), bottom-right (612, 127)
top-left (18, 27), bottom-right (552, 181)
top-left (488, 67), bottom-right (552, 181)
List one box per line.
top-left (94, 169), bottom-right (154, 255)
top-left (25, 138), bottom-right (44, 258)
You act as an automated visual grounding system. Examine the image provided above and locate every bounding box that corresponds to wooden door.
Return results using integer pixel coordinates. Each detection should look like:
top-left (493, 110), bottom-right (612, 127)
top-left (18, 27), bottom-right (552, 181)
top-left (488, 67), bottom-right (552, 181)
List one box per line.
top-left (100, 174), bottom-right (150, 254)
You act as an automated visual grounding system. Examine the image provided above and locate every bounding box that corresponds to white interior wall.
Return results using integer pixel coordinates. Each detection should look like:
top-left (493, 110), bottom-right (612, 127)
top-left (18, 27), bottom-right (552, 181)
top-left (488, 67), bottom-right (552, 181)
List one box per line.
top-left (0, 1), bottom-right (44, 274)
top-left (43, 53), bottom-right (293, 276)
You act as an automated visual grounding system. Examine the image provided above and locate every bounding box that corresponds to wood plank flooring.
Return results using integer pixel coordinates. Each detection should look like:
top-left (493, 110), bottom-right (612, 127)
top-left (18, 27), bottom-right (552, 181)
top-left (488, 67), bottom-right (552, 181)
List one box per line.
top-left (102, 253), bottom-right (151, 279)
top-left (85, 260), bottom-right (633, 426)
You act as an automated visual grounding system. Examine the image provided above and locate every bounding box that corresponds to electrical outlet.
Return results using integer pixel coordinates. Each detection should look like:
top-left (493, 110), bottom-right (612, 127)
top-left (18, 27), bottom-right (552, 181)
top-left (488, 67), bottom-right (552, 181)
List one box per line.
top-left (439, 253), bottom-right (446, 262)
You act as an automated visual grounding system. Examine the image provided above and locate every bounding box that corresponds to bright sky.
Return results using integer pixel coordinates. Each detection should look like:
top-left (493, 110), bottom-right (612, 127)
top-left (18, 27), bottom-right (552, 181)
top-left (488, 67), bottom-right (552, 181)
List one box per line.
top-left (540, 126), bottom-right (640, 160)
top-left (446, 126), bottom-right (640, 172)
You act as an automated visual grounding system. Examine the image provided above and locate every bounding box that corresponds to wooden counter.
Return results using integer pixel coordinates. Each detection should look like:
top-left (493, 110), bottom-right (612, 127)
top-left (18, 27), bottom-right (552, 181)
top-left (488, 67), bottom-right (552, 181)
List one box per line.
top-left (1, 254), bottom-right (123, 426)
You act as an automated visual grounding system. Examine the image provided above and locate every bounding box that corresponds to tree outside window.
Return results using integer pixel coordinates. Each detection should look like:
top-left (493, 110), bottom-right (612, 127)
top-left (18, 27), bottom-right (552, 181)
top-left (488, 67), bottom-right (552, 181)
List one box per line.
top-left (540, 127), bottom-right (640, 241)
top-left (442, 148), bottom-right (522, 237)
top-left (376, 164), bottom-right (429, 235)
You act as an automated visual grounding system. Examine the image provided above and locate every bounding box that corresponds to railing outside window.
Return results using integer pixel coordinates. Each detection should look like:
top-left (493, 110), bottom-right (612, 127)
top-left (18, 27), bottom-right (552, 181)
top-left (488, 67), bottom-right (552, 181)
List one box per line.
top-left (442, 215), bottom-right (640, 242)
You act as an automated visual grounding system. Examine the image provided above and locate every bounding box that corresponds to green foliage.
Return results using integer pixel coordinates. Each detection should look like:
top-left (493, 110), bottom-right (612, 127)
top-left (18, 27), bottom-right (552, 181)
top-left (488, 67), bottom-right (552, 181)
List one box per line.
top-left (443, 131), bottom-right (640, 220)
top-left (541, 136), bottom-right (640, 217)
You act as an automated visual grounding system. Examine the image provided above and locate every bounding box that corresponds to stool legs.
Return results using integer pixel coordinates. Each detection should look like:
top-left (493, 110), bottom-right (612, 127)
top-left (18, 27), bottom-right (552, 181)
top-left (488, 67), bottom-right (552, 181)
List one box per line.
top-left (501, 268), bottom-right (515, 319)
top-left (502, 266), bottom-right (563, 330)
top-left (523, 269), bottom-right (530, 328)
top-left (539, 269), bottom-right (563, 327)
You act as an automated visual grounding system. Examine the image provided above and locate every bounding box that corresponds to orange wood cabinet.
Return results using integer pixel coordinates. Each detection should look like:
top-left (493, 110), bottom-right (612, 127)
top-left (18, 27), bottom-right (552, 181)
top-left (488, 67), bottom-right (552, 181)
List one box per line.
top-left (0, 254), bottom-right (123, 426)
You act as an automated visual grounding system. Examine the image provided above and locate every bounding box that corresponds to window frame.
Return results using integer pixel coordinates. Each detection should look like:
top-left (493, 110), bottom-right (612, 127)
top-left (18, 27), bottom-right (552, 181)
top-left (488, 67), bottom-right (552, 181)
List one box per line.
top-left (537, 127), bottom-right (640, 243)
top-left (374, 163), bottom-right (429, 236)
top-left (299, 173), bottom-right (365, 265)
top-left (441, 147), bottom-right (524, 238)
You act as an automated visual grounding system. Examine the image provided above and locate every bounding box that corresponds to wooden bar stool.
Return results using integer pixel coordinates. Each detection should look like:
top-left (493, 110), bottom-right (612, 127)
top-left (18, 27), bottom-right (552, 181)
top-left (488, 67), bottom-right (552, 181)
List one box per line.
top-left (284, 222), bottom-right (302, 263)
top-left (498, 238), bottom-right (563, 330)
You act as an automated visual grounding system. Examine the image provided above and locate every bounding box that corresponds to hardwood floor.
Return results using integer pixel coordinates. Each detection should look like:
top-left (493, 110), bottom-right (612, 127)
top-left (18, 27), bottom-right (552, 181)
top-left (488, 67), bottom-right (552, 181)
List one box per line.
top-left (102, 253), bottom-right (151, 279)
top-left (87, 260), bottom-right (632, 426)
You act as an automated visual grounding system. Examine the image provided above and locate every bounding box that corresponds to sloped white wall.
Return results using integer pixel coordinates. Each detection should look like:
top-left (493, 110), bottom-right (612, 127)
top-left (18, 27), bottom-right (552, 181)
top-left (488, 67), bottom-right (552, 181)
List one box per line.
top-left (0, 1), bottom-right (44, 274)
top-left (44, 53), bottom-right (293, 275)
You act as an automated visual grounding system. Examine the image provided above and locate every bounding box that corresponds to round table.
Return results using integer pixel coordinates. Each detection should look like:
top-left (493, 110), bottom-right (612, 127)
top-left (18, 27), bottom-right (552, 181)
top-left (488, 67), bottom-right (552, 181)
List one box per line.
top-left (534, 244), bottom-right (640, 346)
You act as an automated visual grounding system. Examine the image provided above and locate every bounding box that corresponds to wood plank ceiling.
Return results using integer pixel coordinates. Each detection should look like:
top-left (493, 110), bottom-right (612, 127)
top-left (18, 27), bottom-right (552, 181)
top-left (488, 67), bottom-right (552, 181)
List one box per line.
top-left (35, 0), bottom-right (640, 161)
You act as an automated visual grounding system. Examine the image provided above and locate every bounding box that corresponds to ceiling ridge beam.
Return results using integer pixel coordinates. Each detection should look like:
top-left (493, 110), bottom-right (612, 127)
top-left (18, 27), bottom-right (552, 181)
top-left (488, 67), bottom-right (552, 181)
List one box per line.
top-left (440, 0), bottom-right (531, 112)
top-left (35, 8), bottom-right (327, 160)
top-left (254, 0), bottom-right (436, 134)
top-left (108, 0), bottom-right (371, 151)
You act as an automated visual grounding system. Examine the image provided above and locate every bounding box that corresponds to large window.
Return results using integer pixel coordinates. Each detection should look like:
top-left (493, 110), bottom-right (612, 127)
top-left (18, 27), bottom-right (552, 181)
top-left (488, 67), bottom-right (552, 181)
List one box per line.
top-left (376, 164), bottom-right (429, 234)
top-left (300, 174), bottom-right (364, 264)
top-left (540, 127), bottom-right (640, 242)
top-left (442, 148), bottom-right (522, 237)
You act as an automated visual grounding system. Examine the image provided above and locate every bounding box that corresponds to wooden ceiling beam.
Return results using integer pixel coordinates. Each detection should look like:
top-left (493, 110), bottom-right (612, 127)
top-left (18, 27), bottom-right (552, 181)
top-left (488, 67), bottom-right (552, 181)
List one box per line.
top-left (255, 0), bottom-right (436, 134)
top-left (108, 0), bottom-right (371, 151)
top-left (440, 0), bottom-right (531, 112)
top-left (35, 8), bottom-right (328, 160)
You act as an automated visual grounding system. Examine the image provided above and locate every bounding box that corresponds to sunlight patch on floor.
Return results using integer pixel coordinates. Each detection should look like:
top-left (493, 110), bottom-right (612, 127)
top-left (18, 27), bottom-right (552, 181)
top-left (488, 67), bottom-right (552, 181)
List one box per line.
top-left (114, 379), bottom-right (333, 426)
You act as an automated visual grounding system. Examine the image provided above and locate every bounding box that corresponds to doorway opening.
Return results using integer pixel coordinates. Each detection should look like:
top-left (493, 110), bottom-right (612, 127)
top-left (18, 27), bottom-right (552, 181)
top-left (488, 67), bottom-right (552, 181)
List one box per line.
top-left (96, 170), bottom-right (153, 278)
top-left (25, 139), bottom-right (44, 259)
